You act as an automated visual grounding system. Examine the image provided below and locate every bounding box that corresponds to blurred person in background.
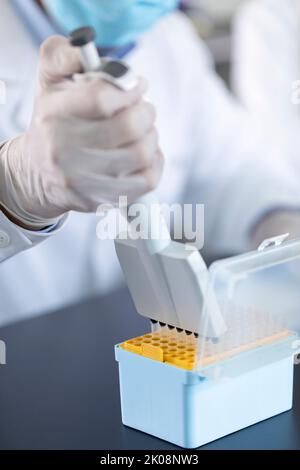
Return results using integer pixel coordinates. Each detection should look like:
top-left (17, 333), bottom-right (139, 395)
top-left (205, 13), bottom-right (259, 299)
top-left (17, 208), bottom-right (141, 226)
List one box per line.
top-left (1, 0), bottom-right (300, 326)
top-left (233, 0), bottom-right (300, 173)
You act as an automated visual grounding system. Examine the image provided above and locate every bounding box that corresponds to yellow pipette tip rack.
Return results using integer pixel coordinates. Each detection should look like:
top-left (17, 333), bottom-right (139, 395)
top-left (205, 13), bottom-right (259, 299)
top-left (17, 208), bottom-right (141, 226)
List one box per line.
top-left (121, 329), bottom-right (292, 371)
top-left (121, 333), bottom-right (197, 371)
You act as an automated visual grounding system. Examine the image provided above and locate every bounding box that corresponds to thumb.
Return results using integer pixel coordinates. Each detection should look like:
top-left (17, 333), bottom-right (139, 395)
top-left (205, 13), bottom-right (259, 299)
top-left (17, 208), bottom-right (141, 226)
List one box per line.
top-left (39, 35), bottom-right (83, 87)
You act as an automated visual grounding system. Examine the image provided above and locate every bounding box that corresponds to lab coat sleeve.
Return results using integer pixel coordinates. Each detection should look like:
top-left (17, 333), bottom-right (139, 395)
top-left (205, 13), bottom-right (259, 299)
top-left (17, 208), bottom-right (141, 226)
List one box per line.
top-left (177, 15), bottom-right (300, 256)
top-left (232, 0), bottom-right (300, 121)
top-left (0, 209), bottom-right (68, 263)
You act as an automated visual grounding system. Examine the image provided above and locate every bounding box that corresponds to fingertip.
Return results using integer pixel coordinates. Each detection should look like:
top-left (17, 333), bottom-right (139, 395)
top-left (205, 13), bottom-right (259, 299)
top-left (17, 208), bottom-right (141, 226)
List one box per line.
top-left (40, 35), bottom-right (83, 84)
top-left (59, 43), bottom-right (83, 73)
top-left (41, 34), bottom-right (69, 51)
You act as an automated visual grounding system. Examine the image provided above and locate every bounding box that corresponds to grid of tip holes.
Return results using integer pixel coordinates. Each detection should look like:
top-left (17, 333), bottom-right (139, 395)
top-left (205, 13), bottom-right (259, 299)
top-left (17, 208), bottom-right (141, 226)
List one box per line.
top-left (121, 327), bottom-right (293, 371)
top-left (121, 333), bottom-right (197, 371)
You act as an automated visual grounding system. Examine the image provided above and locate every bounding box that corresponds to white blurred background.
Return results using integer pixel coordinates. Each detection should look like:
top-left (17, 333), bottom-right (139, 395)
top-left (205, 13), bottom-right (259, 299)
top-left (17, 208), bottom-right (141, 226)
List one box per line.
top-left (184, 0), bottom-right (248, 79)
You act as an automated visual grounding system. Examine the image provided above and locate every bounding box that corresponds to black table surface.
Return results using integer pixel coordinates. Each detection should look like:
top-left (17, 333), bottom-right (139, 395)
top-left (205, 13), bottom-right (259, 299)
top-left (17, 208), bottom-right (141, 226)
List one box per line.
top-left (0, 287), bottom-right (300, 450)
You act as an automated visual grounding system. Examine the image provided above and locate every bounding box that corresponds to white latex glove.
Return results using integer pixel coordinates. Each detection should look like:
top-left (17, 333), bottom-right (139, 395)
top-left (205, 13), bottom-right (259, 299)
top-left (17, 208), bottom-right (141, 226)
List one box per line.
top-left (0, 36), bottom-right (163, 229)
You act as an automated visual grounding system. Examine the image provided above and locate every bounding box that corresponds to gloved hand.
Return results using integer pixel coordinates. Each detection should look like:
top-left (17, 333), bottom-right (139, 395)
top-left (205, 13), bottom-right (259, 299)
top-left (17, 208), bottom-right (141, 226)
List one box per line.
top-left (0, 36), bottom-right (163, 230)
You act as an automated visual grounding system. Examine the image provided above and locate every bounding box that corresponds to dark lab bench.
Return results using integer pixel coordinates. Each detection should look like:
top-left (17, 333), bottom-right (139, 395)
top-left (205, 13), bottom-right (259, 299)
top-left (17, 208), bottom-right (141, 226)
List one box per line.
top-left (0, 287), bottom-right (300, 450)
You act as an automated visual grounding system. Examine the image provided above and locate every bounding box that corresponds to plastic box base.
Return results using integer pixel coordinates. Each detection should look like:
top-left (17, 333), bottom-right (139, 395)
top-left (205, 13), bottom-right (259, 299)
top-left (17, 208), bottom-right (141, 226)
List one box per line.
top-left (115, 346), bottom-right (294, 449)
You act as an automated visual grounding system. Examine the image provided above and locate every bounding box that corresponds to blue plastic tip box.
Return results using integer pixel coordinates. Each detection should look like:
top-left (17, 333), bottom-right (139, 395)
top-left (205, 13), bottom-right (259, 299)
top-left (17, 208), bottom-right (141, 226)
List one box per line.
top-left (116, 237), bottom-right (300, 448)
top-left (116, 347), bottom-right (294, 449)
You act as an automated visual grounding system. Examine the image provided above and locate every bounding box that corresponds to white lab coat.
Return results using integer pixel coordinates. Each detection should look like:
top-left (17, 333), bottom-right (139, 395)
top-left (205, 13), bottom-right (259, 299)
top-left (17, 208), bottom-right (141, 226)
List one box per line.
top-left (232, 0), bottom-right (300, 171)
top-left (1, 0), bottom-right (299, 325)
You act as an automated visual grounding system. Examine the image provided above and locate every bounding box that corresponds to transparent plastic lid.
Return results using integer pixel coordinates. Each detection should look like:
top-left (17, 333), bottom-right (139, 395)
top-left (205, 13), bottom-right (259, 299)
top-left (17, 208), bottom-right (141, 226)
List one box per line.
top-left (196, 235), bottom-right (300, 379)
